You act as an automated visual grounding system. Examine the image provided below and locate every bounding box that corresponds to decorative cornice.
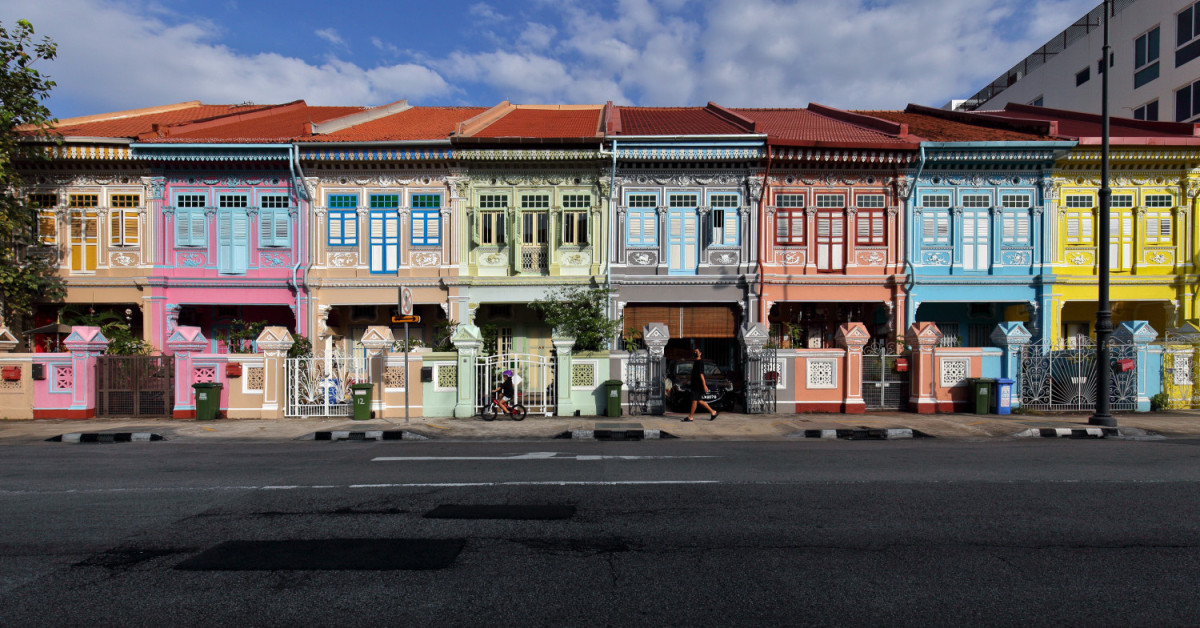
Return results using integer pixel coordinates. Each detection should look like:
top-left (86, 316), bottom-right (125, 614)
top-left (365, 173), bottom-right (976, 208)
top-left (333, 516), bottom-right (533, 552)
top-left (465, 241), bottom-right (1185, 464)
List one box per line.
top-left (457, 148), bottom-right (603, 161)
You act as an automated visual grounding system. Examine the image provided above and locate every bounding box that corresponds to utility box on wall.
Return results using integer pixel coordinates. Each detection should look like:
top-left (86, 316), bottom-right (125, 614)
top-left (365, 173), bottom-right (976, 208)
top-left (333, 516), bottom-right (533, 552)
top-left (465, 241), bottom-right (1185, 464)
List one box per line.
top-left (1, 366), bottom-right (20, 381)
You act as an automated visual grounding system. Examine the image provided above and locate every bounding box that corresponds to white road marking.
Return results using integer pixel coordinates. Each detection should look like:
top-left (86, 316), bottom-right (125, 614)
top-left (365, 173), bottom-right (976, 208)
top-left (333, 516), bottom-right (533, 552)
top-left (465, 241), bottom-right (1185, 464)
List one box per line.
top-left (372, 451), bottom-right (719, 462)
top-left (0, 481), bottom-right (721, 495)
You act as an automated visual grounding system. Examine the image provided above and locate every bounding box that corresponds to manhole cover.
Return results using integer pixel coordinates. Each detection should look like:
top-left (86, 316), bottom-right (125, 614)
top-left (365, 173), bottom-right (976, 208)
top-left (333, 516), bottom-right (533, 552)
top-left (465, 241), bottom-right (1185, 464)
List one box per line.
top-left (424, 504), bottom-right (576, 520)
top-left (175, 538), bottom-right (464, 571)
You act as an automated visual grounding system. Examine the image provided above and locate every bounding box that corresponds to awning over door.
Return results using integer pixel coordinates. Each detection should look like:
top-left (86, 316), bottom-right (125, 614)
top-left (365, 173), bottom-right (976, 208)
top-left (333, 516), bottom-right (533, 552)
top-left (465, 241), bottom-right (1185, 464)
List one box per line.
top-left (624, 304), bottom-right (738, 338)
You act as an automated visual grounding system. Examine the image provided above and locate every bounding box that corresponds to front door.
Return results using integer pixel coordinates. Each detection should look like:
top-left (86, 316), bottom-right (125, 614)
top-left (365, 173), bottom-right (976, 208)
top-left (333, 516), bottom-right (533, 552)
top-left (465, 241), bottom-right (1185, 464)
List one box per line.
top-left (667, 210), bottom-right (698, 274)
top-left (369, 211), bottom-right (399, 273)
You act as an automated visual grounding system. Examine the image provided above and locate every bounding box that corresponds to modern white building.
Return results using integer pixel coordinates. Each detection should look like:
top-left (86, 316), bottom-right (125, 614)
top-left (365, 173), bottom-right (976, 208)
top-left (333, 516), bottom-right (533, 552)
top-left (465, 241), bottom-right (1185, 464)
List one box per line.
top-left (962, 0), bottom-right (1200, 122)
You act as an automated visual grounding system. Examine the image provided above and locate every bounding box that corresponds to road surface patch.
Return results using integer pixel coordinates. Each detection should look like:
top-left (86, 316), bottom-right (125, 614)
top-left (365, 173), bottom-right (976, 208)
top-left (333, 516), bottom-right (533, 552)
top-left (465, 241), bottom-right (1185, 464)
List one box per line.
top-left (424, 504), bottom-right (576, 520)
top-left (175, 538), bottom-right (464, 571)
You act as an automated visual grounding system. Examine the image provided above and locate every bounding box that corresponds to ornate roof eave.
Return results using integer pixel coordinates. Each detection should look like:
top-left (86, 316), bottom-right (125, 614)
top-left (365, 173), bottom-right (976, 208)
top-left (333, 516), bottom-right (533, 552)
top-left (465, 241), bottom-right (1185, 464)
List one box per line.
top-left (455, 147), bottom-right (605, 161)
top-left (1061, 147), bottom-right (1200, 165)
top-left (768, 146), bottom-right (918, 165)
top-left (28, 141), bottom-right (133, 161)
top-left (922, 141), bottom-right (1072, 166)
top-left (615, 146), bottom-right (765, 160)
top-left (131, 143), bottom-right (292, 162)
top-left (300, 147), bottom-right (454, 161)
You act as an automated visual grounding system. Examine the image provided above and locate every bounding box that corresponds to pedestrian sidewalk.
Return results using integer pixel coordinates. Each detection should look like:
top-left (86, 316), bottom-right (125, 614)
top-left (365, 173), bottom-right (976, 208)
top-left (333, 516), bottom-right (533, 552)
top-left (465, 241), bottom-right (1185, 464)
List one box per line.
top-left (2, 409), bottom-right (1198, 443)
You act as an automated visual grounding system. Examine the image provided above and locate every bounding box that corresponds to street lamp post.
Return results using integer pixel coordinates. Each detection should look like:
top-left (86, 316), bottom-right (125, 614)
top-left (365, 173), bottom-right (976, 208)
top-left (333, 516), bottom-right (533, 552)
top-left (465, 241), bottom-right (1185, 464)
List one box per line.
top-left (1091, 0), bottom-right (1117, 427)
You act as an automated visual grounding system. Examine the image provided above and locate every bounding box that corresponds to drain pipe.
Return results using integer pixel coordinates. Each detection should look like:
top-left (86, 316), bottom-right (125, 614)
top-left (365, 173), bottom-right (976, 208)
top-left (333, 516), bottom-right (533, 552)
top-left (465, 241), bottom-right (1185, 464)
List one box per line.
top-left (288, 144), bottom-right (308, 336)
top-left (597, 138), bottom-right (618, 347)
top-left (902, 144), bottom-right (927, 330)
top-left (756, 144), bottom-right (773, 325)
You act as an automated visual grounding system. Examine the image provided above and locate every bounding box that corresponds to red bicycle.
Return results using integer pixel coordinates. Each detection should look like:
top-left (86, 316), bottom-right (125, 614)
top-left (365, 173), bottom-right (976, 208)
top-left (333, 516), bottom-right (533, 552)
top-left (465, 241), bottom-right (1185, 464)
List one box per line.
top-left (483, 393), bottom-right (528, 421)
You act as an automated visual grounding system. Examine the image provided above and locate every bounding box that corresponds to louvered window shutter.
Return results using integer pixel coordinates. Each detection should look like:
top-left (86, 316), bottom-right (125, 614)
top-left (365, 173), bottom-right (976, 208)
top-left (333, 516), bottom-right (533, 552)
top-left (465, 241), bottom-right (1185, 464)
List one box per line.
top-left (217, 210), bottom-right (233, 273)
top-left (232, 210), bottom-right (249, 273)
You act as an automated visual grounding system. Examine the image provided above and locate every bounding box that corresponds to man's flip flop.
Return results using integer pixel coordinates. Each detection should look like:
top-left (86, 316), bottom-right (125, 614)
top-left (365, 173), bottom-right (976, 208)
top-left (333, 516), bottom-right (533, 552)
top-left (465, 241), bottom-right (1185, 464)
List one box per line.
top-left (681, 417), bottom-right (694, 422)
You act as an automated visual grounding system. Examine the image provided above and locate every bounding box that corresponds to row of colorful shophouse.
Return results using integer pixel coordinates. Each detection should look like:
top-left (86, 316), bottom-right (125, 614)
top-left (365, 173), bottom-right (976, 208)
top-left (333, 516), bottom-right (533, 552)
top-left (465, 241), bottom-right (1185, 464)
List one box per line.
top-left (0, 98), bottom-right (1198, 420)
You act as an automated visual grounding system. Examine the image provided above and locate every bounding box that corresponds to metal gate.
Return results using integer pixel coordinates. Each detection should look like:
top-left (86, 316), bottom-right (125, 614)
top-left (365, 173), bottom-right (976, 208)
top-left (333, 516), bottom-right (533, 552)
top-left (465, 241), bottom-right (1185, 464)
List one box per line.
top-left (284, 353), bottom-right (370, 417)
top-left (1162, 330), bottom-right (1200, 409)
top-left (96, 355), bottom-right (174, 417)
top-left (743, 345), bottom-right (779, 414)
top-left (1018, 338), bottom-right (1139, 411)
top-left (625, 350), bottom-right (663, 415)
top-left (476, 353), bottom-right (556, 416)
top-left (862, 339), bottom-right (909, 410)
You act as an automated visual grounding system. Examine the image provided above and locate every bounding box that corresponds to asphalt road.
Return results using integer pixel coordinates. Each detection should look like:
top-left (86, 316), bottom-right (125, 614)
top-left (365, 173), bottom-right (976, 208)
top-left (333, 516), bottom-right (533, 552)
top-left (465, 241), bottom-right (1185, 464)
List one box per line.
top-left (2, 439), bottom-right (1200, 626)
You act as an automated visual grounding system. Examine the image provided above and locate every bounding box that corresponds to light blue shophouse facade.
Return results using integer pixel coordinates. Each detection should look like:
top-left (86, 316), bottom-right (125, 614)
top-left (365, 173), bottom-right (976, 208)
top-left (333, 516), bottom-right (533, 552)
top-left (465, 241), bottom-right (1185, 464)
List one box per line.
top-left (906, 141), bottom-right (1075, 346)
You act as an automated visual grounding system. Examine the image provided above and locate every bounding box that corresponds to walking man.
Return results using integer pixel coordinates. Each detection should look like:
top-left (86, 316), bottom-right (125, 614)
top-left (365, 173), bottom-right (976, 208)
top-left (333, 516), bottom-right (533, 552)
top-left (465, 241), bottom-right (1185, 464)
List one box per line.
top-left (684, 348), bottom-right (719, 422)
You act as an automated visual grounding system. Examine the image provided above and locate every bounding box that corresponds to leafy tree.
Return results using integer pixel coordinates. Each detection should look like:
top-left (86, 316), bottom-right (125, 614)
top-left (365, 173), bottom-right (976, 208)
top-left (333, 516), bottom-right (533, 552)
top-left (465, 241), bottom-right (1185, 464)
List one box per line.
top-left (287, 332), bottom-right (313, 358)
top-left (223, 319), bottom-right (267, 353)
top-left (530, 286), bottom-right (622, 352)
top-left (0, 20), bottom-right (64, 334)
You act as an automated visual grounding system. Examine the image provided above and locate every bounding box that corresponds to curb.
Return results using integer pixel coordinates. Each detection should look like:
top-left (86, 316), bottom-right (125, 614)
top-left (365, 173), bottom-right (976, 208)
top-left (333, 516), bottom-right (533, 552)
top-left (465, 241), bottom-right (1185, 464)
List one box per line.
top-left (47, 432), bottom-right (165, 443)
top-left (309, 430), bottom-right (430, 441)
top-left (556, 428), bottom-right (677, 440)
top-left (793, 428), bottom-right (928, 440)
top-left (1013, 427), bottom-right (1119, 439)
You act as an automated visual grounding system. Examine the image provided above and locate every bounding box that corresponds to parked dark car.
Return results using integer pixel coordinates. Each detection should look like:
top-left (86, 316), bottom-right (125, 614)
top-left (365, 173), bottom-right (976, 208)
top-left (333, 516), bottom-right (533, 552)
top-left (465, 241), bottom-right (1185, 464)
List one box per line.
top-left (666, 359), bottom-right (737, 411)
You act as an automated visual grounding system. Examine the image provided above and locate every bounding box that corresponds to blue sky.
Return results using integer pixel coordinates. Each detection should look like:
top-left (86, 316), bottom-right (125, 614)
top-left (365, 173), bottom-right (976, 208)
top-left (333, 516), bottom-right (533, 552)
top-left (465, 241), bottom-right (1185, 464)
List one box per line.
top-left (2, 0), bottom-right (1099, 119)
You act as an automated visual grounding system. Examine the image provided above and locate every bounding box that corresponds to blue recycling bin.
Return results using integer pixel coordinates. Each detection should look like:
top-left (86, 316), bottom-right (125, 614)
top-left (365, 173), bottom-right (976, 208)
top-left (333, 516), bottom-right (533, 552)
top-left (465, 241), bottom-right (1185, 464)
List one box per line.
top-left (992, 377), bottom-right (1014, 415)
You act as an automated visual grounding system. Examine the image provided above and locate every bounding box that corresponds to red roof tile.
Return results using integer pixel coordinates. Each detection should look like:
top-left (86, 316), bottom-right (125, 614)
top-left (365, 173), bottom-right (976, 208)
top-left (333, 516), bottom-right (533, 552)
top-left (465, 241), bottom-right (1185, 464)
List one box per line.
top-left (469, 107), bottom-right (603, 139)
top-left (611, 106), bottom-right (755, 135)
top-left (733, 107), bottom-right (916, 148)
top-left (855, 108), bottom-right (1055, 142)
top-left (147, 103), bottom-right (366, 143)
top-left (983, 103), bottom-right (1200, 143)
top-left (302, 106), bottom-right (488, 142)
top-left (43, 102), bottom-right (270, 138)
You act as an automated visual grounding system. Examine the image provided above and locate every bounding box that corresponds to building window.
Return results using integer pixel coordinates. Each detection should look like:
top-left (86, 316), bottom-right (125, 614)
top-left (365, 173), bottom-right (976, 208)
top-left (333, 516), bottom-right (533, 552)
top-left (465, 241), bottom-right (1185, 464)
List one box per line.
top-left (922, 194), bottom-right (951, 208)
top-left (815, 194), bottom-right (844, 208)
top-left (1076, 67), bottom-right (1090, 86)
top-left (1178, 2), bottom-right (1200, 67)
top-left (1001, 194), bottom-right (1030, 208)
top-left (109, 193), bottom-right (140, 247)
top-left (562, 194), bottom-right (590, 246)
top-left (1001, 213), bottom-right (1030, 245)
top-left (921, 214), bottom-right (949, 245)
top-left (1064, 194), bottom-right (1094, 209)
top-left (480, 211), bottom-right (506, 245)
top-left (1134, 100), bottom-right (1160, 120)
top-left (1176, 78), bottom-right (1200, 121)
top-left (625, 193), bottom-right (657, 246)
top-left (520, 193), bottom-right (550, 209)
top-left (216, 195), bottom-right (250, 275)
top-left (174, 193), bottom-right (207, 247)
top-left (1065, 211), bottom-right (1094, 245)
top-left (410, 193), bottom-right (441, 247)
top-left (855, 196), bottom-right (886, 247)
top-left (369, 210), bottom-right (399, 273)
top-left (521, 194), bottom-right (549, 247)
top-left (258, 194), bottom-right (291, 247)
top-left (774, 193), bottom-right (805, 245)
top-left (327, 194), bottom-right (358, 247)
top-left (29, 193), bottom-right (57, 245)
top-left (1030, 96), bottom-right (1044, 107)
top-left (1145, 211), bottom-right (1172, 244)
top-left (962, 193), bottom-right (990, 208)
top-left (1110, 194), bottom-right (1134, 208)
top-left (68, 194), bottom-right (99, 272)
top-left (709, 192), bottom-right (739, 246)
top-left (1146, 194), bottom-right (1174, 208)
top-left (1135, 26), bottom-right (1161, 88)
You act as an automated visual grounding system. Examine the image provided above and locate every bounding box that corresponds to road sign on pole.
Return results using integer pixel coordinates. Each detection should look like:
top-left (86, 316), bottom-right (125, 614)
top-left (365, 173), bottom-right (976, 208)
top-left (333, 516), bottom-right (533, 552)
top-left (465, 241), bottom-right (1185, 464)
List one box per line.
top-left (399, 287), bottom-right (413, 316)
top-left (391, 315), bottom-right (420, 324)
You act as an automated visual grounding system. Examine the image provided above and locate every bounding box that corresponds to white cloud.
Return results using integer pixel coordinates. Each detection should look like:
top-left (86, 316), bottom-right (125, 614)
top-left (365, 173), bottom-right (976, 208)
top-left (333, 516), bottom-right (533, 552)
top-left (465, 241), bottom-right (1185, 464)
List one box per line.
top-left (0, 0), bottom-right (452, 115)
top-left (519, 23), bottom-right (557, 51)
top-left (315, 28), bottom-right (346, 50)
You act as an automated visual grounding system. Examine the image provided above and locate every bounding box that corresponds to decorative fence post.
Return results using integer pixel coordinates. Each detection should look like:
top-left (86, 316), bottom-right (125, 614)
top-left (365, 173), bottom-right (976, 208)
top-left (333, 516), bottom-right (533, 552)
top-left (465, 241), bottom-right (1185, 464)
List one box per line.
top-left (1114, 320), bottom-right (1157, 412)
top-left (991, 322), bottom-right (1032, 409)
top-left (643, 323), bottom-right (669, 415)
top-left (0, 323), bottom-right (17, 352)
top-left (905, 322), bottom-right (942, 414)
top-left (255, 326), bottom-right (294, 418)
top-left (166, 326), bottom-right (208, 418)
top-left (359, 326), bottom-right (394, 418)
top-left (451, 324), bottom-right (483, 418)
top-left (552, 331), bottom-right (576, 417)
top-left (63, 326), bottom-right (107, 419)
top-left (836, 322), bottom-right (870, 414)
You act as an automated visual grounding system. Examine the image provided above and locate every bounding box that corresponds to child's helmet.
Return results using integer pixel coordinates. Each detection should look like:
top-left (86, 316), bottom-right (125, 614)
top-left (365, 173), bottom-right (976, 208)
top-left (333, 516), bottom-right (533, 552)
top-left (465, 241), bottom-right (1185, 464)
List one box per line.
top-left (503, 370), bottom-right (513, 377)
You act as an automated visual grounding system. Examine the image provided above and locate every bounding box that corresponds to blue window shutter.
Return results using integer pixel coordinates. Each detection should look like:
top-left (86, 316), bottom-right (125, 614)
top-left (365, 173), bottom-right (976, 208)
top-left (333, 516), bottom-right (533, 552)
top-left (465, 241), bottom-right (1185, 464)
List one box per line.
top-left (175, 208), bottom-right (190, 245)
top-left (258, 210), bottom-right (274, 246)
top-left (232, 210), bottom-right (249, 273)
top-left (217, 209), bottom-right (233, 272)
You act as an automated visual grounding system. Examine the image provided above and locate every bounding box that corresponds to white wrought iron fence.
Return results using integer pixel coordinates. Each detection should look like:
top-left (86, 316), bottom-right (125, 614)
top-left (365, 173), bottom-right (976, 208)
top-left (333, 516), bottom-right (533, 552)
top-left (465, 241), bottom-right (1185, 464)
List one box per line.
top-left (284, 353), bottom-right (370, 417)
top-left (476, 353), bottom-right (556, 415)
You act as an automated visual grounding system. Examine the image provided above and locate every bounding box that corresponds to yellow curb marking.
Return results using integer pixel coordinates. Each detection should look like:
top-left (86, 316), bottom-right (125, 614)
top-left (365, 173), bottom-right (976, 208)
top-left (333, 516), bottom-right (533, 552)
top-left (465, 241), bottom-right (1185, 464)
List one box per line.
top-left (967, 421), bottom-right (988, 426)
top-left (426, 423), bottom-right (450, 430)
top-left (202, 427), bottom-right (216, 432)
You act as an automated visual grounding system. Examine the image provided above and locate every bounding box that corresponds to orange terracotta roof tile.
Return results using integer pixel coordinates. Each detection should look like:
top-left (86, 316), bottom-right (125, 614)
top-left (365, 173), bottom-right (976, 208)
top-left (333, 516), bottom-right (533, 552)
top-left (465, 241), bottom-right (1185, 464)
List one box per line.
top-left (148, 103), bottom-right (366, 142)
top-left (733, 107), bottom-right (915, 147)
top-left (470, 107), bottom-right (603, 139)
top-left (45, 103), bottom-right (270, 138)
top-left (855, 109), bottom-right (1055, 142)
top-left (611, 106), bottom-right (754, 135)
top-left (985, 103), bottom-right (1200, 142)
top-left (302, 106), bottom-right (488, 142)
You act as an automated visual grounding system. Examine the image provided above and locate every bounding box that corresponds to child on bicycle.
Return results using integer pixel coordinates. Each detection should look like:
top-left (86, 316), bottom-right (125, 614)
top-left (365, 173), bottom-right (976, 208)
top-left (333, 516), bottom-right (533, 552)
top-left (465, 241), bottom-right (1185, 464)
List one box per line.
top-left (493, 370), bottom-right (515, 408)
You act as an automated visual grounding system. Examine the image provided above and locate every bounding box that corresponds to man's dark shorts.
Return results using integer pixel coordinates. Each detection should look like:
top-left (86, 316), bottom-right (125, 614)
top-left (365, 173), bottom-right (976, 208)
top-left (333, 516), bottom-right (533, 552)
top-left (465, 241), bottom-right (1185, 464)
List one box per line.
top-left (689, 388), bottom-right (706, 402)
